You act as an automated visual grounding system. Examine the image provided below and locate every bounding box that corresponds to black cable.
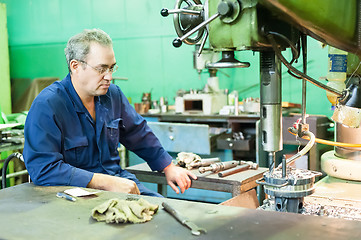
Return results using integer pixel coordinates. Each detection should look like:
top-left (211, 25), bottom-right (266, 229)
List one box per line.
top-left (266, 33), bottom-right (343, 97)
top-left (301, 34), bottom-right (307, 74)
top-left (267, 31), bottom-right (300, 60)
top-left (288, 38), bottom-right (303, 79)
top-left (288, 68), bottom-right (303, 80)
top-left (1, 152), bottom-right (24, 189)
top-left (267, 31), bottom-right (303, 79)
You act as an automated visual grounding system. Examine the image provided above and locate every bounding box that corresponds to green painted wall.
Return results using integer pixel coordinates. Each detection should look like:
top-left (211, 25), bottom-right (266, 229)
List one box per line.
top-left (0, 0), bottom-right (333, 118)
top-left (0, 3), bottom-right (11, 114)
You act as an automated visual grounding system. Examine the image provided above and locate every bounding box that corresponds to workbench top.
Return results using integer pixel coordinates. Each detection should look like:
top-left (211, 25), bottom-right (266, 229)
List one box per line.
top-left (126, 163), bottom-right (267, 196)
top-left (1, 183), bottom-right (361, 240)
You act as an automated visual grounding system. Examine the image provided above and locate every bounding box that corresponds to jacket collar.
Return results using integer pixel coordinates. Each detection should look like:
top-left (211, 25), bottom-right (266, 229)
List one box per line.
top-left (61, 73), bottom-right (101, 113)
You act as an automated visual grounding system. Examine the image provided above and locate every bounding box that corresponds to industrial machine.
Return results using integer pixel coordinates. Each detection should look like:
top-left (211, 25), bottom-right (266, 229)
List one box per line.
top-left (161, 0), bottom-right (361, 214)
top-left (175, 48), bottom-right (228, 115)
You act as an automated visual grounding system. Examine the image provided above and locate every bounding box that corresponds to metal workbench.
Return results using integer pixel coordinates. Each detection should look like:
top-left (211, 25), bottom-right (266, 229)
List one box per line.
top-left (143, 112), bottom-right (259, 125)
top-left (126, 163), bottom-right (267, 198)
top-left (1, 183), bottom-right (361, 240)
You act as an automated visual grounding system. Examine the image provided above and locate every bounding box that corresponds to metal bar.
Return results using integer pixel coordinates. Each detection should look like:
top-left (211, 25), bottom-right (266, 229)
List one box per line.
top-left (218, 164), bottom-right (250, 178)
top-left (0, 169), bottom-right (28, 181)
top-left (179, 13), bottom-right (220, 41)
top-left (197, 29), bottom-right (208, 56)
top-left (168, 9), bottom-right (201, 15)
top-left (301, 34), bottom-right (307, 124)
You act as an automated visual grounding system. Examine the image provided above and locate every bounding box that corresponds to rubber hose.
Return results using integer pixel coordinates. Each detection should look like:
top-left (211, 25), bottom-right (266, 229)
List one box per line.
top-left (2, 152), bottom-right (24, 189)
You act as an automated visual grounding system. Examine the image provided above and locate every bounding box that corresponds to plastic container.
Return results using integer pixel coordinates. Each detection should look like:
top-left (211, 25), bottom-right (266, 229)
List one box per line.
top-left (326, 46), bottom-right (347, 105)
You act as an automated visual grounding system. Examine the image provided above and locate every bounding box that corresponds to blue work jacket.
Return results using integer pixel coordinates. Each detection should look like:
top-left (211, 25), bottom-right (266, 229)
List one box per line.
top-left (23, 73), bottom-right (172, 187)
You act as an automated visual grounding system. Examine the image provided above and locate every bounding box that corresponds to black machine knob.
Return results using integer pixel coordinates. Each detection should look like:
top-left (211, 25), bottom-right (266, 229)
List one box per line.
top-left (160, 0), bottom-right (205, 46)
top-left (160, 8), bottom-right (169, 17)
top-left (161, 0), bottom-right (241, 54)
top-left (173, 38), bottom-right (183, 48)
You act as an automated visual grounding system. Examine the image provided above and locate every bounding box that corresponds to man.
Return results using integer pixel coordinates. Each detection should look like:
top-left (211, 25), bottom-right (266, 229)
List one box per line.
top-left (23, 29), bottom-right (196, 197)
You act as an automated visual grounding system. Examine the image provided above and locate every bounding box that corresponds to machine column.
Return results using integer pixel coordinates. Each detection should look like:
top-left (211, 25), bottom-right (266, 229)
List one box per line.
top-left (260, 51), bottom-right (282, 168)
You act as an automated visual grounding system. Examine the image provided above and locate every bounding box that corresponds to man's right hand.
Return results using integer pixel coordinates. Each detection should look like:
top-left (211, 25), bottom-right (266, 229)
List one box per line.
top-left (87, 173), bottom-right (140, 195)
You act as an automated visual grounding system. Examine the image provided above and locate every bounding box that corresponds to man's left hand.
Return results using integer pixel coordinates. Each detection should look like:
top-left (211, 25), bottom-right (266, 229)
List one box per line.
top-left (163, 162), bottom-right (197, 194)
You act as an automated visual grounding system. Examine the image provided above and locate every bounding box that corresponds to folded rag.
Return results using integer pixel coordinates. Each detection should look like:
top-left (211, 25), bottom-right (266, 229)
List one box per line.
top-left (92, 198), bottom-right (159, 224)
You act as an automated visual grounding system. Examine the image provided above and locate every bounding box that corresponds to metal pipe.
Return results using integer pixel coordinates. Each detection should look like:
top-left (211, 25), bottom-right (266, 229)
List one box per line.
top-left (301, 34), bottom-right (307, 124)
top-left (282, 156), bottom-right (286, 178)
top-left (197, 29), bottom-right (208, 57)
top-left (218, 164), bottom-right (250, 177)
top-left (218, 161), bottom-right (258, 177)
top-left (163, 8), bottom-right (202, 16)
top-left (198, 160), bottom-right (238, 174)
top-left (0, 170), bottom-right (28, 181)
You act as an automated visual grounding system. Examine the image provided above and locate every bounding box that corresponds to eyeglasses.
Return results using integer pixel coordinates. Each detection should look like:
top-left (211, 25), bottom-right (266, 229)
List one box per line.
top-left (78, 60), bottom-right (119, 75)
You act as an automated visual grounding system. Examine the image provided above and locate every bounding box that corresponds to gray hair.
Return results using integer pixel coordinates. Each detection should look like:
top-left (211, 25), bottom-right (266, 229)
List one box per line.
top-left (64, 29), bottom-right (113, 72)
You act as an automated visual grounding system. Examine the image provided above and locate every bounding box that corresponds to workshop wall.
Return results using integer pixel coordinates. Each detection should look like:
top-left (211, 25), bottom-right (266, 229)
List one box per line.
top-left (0, 3), bottom-right (11, 114)
top-left (0, 0), bottom-right (333, 117)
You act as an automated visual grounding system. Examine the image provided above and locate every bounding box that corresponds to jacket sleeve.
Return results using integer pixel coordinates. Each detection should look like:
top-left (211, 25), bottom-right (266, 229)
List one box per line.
top-left (23, 96), bottom-right (94, 187)
top-left (116, 87), bottom-right (172, 171)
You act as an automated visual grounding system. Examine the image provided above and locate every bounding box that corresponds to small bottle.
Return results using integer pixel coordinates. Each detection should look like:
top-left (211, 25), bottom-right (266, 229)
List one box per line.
top-left (234, 92), bottom-right (239, 116)
top-left (326, 46), bottom-right (347, 105)
top-left (228, 90), bottom-right (237, 105)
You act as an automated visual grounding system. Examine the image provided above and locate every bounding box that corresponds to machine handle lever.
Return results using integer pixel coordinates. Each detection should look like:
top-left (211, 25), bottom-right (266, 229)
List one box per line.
top-left (173, 12), bottom-right (220, 48)
top-left (197, 28), bottom-right (209, 56)
top-left (161, 8), bottom-right (201, 17)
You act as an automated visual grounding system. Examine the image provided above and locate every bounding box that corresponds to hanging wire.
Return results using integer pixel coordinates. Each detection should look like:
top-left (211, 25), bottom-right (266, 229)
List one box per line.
top-left (345, 60), bottom-right (361, 86)
top-left (264, 31), bottom-right (343, 97)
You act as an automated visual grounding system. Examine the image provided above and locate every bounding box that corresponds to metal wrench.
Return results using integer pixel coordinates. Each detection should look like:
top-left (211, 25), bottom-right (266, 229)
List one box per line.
top-left (162, 202), bottom-right (207, 236)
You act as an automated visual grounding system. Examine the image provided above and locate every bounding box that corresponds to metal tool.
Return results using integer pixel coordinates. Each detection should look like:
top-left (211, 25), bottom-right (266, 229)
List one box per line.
top-left (218, 161), bottom-right (259, 178)
top-left (162, 202), bottom-right (206, 236)
top-left (56, 192), bottom-right (76, 202)
top-left (198, 160), bottom-right (238, 174)
top-left (189, 157), bottom-right (220, 169)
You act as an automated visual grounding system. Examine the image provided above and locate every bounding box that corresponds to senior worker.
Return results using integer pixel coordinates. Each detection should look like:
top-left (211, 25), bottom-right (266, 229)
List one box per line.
top-left (23, 28), bottom-right (196, 197)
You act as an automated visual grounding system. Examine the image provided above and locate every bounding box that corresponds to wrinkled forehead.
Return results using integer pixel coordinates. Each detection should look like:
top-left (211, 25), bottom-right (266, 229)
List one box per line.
top-left (86, 42), bottom-right (116, 65)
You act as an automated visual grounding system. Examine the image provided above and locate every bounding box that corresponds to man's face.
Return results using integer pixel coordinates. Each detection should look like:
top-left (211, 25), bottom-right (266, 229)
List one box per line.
top-left (72, 42), bottom-right (116, 98)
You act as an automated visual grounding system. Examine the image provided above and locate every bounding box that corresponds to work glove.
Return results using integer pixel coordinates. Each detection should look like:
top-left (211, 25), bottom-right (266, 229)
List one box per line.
top-left (92, 198), bottom-right (159, 224)
top-left (176, 152), bottom-right (201, 169)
